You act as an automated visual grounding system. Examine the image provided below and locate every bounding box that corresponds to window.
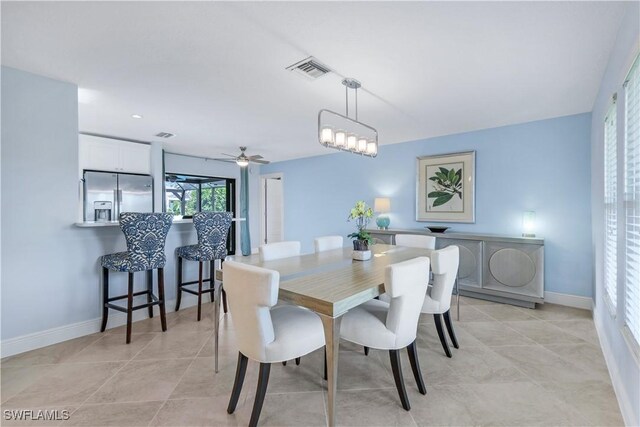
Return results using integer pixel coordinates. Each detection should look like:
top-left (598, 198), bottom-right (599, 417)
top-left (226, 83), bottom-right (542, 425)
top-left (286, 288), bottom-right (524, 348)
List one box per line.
top-left (604, 99), bottom-right (618, 309)
top-left (624, 56), bottom-right (640, 343)
top-left (165, 173), bottom-right (237, 254)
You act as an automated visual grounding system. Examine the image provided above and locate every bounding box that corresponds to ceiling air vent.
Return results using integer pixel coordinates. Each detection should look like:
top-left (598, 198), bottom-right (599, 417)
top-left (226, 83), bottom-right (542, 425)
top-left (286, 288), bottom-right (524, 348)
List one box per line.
top-left (286, 57), bottom-right (331, 80)
top-left (155, 132), bottom-right (175, 139)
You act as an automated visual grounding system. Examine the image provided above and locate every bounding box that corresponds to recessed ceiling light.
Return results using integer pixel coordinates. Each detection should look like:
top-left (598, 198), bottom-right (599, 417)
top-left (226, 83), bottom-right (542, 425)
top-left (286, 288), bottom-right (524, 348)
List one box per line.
top-left (131, 114), bottom-right (143, 119)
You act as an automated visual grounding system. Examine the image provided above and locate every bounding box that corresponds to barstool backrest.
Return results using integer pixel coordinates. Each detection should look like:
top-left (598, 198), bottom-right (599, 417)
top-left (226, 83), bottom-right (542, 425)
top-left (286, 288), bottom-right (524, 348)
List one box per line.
top-left (119, 212), bottom-right (173, 270)
top-left (395, 234), bottom-right (436, 250)
top-left (429, 245), bottom-right (459, 313)
top-left (384, 256), bottom-right (431, 348)
top-left (223, 260), bottom-right (279, 361)
top-left (193, 212), bottom-right (233, 260)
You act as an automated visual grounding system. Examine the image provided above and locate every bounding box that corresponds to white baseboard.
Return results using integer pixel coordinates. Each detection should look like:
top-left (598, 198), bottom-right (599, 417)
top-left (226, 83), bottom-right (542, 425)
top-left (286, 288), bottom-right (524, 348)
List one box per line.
top-left (0, 296), bottom-right (198, 358)
top-left (544, 291), bottom-right (593, 310)
top-left (593, 309), bottom-right (636, 427)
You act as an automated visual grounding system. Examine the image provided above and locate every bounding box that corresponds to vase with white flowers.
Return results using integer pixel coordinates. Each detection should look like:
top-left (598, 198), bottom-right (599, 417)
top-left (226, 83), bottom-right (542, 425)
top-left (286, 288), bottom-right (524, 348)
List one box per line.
top-left (347, 200), bottom-right (374, 260)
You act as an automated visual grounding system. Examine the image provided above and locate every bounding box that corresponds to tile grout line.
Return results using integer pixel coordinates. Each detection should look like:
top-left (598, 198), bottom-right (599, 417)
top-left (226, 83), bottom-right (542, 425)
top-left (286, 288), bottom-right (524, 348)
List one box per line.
top-left (64, 331), bottom-right (163, 422)
top-left (146, 326), bottom-right (216, 426)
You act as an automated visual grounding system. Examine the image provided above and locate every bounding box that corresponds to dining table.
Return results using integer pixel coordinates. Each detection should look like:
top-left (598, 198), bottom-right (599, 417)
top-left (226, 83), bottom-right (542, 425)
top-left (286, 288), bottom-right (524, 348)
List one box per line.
top-left (212, 243), bottom-right (439, 427)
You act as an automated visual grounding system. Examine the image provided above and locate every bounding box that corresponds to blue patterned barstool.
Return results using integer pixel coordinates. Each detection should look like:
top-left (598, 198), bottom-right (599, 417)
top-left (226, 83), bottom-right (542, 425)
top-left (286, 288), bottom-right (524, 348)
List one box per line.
top-left (100, 212), bottom-right (173, 344)
top-left (175, 212), bottom-right (233, 321)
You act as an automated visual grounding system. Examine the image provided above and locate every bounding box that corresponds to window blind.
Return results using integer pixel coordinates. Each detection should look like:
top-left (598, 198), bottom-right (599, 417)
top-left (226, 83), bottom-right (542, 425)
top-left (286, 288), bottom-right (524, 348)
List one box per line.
top-left (604, 100), bottom-right (618, 309)
top-left (624, 55), bottom-right (640, 343)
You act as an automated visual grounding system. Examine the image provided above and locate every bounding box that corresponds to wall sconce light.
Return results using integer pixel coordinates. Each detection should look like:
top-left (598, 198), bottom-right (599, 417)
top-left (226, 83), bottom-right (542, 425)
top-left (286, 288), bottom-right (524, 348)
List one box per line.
top-left (374, 198), bottom-right (391, 229)
top-left (522, 211), bottom-right (536, 238)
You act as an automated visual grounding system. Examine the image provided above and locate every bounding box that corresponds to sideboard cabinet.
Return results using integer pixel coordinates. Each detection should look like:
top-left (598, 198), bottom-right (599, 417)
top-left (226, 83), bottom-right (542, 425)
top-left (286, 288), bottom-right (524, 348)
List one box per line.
top-left (368, 229), bottom-right (544, 308)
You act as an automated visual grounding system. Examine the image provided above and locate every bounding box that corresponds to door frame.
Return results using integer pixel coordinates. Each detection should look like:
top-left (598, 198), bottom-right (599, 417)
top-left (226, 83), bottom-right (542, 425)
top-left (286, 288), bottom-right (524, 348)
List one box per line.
top-left (259, 172), bottom-right (284, 245)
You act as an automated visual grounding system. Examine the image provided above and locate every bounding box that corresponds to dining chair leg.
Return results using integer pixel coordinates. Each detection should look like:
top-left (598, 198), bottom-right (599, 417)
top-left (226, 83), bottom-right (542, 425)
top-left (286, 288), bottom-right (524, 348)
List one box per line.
top-left (100, 267), bottom-right (109, 332)
top-left (406, 340), bottom-right (427, 395)
top-left (158, 268), bottom-right (167, 332)
top-left (389, 349), bottom-right (411, 411)
top-left (364, 346), bottom-right (369, 356)
top-left (222, 288), bottom-right (228, 314)
top-left (126, 272), bottom-right (134, 344)
top-left (175, 256), bottom-right (183, 311)
top-left (323, 347), bottom-right (327, 381)
top-left (227, 352), bottom-right (249, 414)
top-left (249, 362), bottom-right (271, 427)
top-left (434, 313), bottom-right (452, 358)
top-left (443, 310), bottom-right (459, 349)
top-left (197, 261), bottom-right (203, 321)
top-left (282, 361), bottom-right (287, 366)
top-left (295, 357), bottom-right (300, 365)
top-left (146, 270), bottom-right (154, 318)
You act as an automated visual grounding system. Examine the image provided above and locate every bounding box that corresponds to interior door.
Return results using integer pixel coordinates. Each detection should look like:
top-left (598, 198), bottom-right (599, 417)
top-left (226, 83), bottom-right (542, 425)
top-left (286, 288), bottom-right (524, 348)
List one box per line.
top-left (264, 177), bottom-right (283, 244)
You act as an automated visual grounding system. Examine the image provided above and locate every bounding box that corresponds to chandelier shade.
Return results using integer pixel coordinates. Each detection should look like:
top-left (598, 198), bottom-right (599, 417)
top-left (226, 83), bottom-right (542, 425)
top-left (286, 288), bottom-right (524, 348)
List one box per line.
top-left (317, 78), bottom-right (378, 158)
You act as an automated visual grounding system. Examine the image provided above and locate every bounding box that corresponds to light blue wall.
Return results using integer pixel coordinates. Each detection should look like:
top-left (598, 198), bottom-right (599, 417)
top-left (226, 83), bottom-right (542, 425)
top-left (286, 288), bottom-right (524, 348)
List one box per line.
top-left (589, 2), bottom-right (639, 425)
top-left (261, 112), bottom-right (593, 298)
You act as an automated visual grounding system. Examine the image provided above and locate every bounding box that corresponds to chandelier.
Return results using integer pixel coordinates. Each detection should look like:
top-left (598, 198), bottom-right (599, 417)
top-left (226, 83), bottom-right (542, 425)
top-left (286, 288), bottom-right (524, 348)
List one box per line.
top-left (318, 78), bottom-right (378, 157)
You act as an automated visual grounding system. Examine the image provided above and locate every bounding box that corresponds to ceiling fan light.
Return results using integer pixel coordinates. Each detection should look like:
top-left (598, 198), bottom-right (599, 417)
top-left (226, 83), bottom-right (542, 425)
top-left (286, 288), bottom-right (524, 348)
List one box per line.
top-left (236, 158), bottom-right (249, 167)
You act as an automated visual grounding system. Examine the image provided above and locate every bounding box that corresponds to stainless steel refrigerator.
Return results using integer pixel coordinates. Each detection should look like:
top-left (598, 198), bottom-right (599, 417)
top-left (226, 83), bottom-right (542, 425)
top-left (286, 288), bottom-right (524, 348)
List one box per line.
top-left (83, 171), bottom-right (153, 222)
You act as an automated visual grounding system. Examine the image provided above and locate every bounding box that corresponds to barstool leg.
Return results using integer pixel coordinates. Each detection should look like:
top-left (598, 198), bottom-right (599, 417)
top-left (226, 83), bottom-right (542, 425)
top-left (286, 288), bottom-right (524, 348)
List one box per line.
top-left (175, 257), bottom-right (183, 312)
top-left (100, 267), bottom-right (109, 332)
top-left (158, 268), bottom-right (167, 332)
top-left (222, 288), bottom-right (228, 314)
top-left (197, 261), bottom-right (203, 322)
top-left (210, 260), bottom-right (215, 303)
top-left (146, 270), bottom-right (154, 318)
top-left (126, 272), bottom-right (134, 344)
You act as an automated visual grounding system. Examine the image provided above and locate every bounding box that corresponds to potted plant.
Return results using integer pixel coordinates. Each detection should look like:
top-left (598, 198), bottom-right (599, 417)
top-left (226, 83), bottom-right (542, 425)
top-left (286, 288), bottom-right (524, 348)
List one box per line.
top-left (347, 201), bottom-right (374, 260)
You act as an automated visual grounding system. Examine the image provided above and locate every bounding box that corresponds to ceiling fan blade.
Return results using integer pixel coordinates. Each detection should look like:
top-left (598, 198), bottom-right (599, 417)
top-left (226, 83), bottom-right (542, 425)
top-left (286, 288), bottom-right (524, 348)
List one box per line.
top-left (250, 159), bottom-right (271, 164)
top-left (220, 153), bottom-right (237, 158)
top-left (249, 154), bottom-right (264, 160)
top-left (211, 158), bottom-right (237, 163)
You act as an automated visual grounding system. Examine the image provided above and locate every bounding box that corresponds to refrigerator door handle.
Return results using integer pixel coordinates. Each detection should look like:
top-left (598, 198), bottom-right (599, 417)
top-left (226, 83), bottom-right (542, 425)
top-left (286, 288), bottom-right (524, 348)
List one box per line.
top-left (114, 189), bottom-right (119, 218)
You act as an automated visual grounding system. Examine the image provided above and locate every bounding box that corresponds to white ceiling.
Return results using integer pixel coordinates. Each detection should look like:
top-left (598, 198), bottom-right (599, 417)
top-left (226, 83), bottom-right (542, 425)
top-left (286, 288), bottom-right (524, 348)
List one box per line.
top-left (1, 1), bottom-right (627, 162)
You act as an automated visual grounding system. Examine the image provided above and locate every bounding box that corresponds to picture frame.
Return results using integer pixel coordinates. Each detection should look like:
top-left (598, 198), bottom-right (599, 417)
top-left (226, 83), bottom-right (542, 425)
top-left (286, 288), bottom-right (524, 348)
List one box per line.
top-left (416, 151), bottom-right (476, 223)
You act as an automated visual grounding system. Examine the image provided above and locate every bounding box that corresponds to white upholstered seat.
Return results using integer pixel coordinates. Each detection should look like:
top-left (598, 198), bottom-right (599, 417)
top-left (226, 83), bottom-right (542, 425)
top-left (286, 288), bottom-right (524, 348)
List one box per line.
top-left (314, 235), bottom-right (343, 252)
top-left (421, 245), bottom-right (460, 357)
top-left (340, 257), bottom-right (430, 410)
top-left (259, 241), bottom-right (301, 262)
top-left (395, 234), bottom-right (436, 250)
top-left (224, 260), bottom-right (325, 427)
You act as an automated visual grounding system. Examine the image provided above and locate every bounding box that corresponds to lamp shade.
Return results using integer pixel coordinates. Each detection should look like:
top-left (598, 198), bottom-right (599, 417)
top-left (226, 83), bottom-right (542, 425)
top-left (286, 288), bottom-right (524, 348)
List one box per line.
top-left (374, 198), bottom-right (391, 213)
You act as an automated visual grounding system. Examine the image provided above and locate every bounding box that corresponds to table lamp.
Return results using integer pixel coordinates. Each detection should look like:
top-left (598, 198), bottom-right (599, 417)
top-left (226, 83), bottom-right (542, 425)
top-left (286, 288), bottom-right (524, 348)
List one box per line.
top-left (374, 198), bottom-right (391, 230)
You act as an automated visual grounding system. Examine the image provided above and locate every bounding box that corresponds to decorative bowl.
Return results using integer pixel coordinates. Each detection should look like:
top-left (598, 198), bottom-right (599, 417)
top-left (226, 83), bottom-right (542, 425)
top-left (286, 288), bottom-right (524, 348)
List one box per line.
top-left (426, 226), bottom-right (450, 233)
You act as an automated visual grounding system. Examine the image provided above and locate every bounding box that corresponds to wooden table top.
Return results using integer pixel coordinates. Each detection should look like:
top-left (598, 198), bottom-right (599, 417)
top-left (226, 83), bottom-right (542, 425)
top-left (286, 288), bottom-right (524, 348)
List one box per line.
top-left (223, 244), bottom-right (433, 317)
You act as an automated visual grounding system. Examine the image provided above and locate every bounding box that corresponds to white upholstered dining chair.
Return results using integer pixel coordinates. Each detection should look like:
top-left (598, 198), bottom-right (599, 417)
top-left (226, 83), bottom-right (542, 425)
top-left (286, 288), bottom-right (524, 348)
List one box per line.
top-left (224, 261), bottom-right (326, 427)
top-left (395, 233), bottom-right (436, 249)
top-left (314, 235), bottom-right (343, 252)
top-left (421, 245), bottom-right (460, 357)
top-left (259, 241), bottom-right (301, 262)
top-left (340, 257), bottom-right (430, 411)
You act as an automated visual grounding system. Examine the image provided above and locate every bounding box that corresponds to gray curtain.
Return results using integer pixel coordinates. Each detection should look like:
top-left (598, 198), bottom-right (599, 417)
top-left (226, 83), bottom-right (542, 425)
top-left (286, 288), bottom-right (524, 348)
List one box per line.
top-left (240, 166), bottom-right (251, 256)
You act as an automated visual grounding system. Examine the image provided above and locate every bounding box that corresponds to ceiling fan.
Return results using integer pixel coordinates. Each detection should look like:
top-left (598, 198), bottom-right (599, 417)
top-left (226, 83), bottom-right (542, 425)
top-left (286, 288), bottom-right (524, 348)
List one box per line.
top-left (212, 146), bottom-right (270, 167)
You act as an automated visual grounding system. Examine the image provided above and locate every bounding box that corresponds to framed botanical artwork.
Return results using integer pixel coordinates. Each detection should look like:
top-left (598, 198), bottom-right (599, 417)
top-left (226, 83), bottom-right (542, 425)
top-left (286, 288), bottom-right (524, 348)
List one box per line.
top-left (416, 151), bottom-right (476, 223)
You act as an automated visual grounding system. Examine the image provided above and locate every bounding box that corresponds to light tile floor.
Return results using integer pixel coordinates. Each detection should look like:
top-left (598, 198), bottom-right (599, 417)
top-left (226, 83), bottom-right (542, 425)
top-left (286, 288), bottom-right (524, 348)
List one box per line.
top-left (1, 297), bottom-right (624, 426)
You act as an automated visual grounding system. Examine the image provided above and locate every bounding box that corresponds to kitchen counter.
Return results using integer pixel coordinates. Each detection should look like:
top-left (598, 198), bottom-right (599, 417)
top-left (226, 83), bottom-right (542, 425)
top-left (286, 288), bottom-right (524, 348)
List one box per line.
top-left (74, 217), bottom-right (246, 227)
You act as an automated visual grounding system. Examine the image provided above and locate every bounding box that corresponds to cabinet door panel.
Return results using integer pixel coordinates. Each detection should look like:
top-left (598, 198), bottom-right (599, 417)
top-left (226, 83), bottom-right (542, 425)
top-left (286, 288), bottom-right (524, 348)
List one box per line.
top-left (436, 238), bottom-right (482, 288)
top-left (483, 242), bottom-right (544, 298)
top-left (119, 143), bottom-right (150, 174)
top-left (81, 137), bottom-right (119, 172)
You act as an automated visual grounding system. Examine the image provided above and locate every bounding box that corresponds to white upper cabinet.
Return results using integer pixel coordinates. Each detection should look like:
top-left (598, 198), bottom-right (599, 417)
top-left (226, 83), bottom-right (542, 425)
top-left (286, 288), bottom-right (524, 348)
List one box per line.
top-left (79, 134), bottom-right (150, 174)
